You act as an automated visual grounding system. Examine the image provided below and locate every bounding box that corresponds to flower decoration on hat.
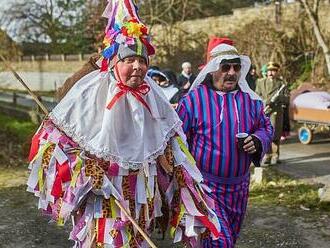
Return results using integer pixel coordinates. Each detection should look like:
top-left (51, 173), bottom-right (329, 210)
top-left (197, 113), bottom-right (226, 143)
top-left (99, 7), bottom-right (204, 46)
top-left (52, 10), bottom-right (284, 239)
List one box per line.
top-left (122, 18), bottom-right (148, 38)
top-left (100, 0), bottom-right (155, 72)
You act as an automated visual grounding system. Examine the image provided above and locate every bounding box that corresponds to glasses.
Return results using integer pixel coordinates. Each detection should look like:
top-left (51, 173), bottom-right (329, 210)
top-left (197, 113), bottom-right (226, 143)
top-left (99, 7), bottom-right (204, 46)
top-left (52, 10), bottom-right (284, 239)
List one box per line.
top-left (220, 63), bottom-right (241, 73)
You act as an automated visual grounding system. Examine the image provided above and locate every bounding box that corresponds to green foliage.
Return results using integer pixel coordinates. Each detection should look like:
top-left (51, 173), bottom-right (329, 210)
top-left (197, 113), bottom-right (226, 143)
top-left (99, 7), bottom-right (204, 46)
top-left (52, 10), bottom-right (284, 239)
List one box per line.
top-left (288, 57), bottom-right (314, 90)
top-left (0, 88), bottom-right (55, 97)
top-left (0, 113), bottom-right (36, 142)
top-left (297, 60), bottom-right (313, 82)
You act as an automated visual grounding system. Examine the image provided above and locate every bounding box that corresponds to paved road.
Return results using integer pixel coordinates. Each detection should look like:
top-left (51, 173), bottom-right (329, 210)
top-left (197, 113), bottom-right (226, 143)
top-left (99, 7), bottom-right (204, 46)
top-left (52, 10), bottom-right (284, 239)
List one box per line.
top-left (277, 133), bottom-right (330, 186)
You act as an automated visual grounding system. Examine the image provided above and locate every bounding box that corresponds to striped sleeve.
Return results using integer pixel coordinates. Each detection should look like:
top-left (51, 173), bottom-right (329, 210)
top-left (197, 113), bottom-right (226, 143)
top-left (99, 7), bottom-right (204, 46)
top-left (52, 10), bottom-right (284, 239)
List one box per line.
top-left (252, 100), bottom-right (274, 158)
top-left (176, 96), bottom-right (194, 138)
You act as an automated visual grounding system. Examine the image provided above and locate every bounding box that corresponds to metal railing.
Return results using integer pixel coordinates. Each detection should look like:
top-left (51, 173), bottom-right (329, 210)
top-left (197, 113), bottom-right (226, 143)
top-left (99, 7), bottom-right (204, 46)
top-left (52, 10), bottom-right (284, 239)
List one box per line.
top-left (14, 53), bottom-right (94, 62)
top-left (0, 90), bottom-right (57, 111)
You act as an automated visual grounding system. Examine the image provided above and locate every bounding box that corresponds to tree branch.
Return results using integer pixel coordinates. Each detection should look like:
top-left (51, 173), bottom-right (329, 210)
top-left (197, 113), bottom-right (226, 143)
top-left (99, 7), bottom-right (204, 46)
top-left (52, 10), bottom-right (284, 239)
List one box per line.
top-left (299, 0), bottom-right (330, 75)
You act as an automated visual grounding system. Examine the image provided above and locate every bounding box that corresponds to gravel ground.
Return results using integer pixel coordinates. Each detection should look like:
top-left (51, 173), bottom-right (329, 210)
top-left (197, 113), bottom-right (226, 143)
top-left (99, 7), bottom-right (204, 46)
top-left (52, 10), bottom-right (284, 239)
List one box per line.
top-left (0, 185), bottom-right (329, 248)
top-left (237, 205), bottom-right (330, 248)
top-left (0, 130), bottom-right (329, 247)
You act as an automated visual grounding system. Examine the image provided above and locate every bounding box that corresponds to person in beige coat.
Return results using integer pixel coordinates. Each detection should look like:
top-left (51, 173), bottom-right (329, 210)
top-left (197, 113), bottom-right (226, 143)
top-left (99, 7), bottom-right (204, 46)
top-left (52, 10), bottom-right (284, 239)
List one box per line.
top-left (256, 62), bottom-right (290, 164)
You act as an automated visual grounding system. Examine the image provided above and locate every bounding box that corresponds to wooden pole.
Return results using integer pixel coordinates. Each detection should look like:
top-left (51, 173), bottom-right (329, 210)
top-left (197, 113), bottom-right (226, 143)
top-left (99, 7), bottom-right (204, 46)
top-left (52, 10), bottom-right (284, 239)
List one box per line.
top-left (115, 199), bottom-right (157, 248)
top-left (0, 55), bottom-right (49, 115)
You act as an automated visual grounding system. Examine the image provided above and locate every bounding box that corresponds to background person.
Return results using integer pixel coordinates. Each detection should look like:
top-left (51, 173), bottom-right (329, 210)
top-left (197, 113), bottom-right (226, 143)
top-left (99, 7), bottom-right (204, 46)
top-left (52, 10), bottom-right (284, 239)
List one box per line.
top-left (147, 68), bottom-right (178, 100)
top-left (246, 64), bottom-right (258, 91)
top-left (177, 61), bottom-right (196, 89)
top-left (256, 61), bottom-right (290, 164)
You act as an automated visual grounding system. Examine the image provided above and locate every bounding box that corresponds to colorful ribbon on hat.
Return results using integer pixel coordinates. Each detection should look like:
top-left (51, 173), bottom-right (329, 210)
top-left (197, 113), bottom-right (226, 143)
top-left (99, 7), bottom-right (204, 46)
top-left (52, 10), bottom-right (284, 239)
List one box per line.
top-left (100, 0), bottom-right (155, 72)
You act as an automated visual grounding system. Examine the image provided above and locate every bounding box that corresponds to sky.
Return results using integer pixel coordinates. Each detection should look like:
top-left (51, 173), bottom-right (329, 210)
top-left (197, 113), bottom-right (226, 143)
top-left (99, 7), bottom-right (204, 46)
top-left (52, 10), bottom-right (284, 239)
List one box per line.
top-left (0, 0), bottom-right (12, 18)
top-left (0, 0), bottom-right (14, 38)
top-left (0, 0), bottom-right (13, 7)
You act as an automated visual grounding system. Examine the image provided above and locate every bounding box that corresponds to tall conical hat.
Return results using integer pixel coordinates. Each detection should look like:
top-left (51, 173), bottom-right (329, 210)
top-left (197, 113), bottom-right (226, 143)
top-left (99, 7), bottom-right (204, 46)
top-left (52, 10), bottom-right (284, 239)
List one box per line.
top-left (100, 0), bottom-right (155, 71)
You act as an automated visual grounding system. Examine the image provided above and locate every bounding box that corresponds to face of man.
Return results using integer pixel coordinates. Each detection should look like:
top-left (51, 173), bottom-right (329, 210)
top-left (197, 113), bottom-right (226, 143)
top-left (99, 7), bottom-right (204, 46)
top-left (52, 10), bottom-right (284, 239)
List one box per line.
top-left (151, 74), bottom-right (169, 87)
top-left (115, 56), bottom-right (148, 88)
top-left (183, 66), bottom-right (192, 75)
top-left (267, 69), bottom-right (278, 80)
top-left (159, 79), bottom-right (169, 87)
top-left (212, 63), bottom-right (241, 92)
top-left (151, 75), bottom-right (161, 84)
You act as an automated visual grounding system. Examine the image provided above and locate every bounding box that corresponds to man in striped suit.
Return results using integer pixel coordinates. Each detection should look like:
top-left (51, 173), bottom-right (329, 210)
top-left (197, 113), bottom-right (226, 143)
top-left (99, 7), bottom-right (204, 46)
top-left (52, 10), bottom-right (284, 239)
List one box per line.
top-left (177, 37), bottom-right (273, 247)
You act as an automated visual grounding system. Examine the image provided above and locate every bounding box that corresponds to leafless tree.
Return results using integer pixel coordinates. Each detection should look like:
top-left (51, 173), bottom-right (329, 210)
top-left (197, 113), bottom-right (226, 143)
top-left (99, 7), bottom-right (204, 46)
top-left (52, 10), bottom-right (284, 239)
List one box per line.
top-left (0, 29), bottom-right (21, 59)
top-left (298, 0), bottom-right (330, 76)
top-left (140, 0), bottom-right (232, 27)
top-left (1, 0), bottom-right (85, 47)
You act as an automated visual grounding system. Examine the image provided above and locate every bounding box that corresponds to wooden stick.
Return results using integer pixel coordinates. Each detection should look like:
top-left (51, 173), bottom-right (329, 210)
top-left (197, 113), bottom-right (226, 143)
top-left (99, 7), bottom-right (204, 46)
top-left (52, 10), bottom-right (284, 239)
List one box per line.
top-left (114, 199), bottom-right (157, 248)
top-left (0, 55), bottom-right (49, 115)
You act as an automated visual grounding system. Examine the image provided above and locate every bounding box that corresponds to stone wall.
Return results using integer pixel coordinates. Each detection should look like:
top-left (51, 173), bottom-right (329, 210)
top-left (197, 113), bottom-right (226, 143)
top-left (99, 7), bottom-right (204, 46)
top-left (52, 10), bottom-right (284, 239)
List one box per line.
top-left (150, 2), bottom-right (330, 71)
top-left (153, 2), bottom-right (330, 38)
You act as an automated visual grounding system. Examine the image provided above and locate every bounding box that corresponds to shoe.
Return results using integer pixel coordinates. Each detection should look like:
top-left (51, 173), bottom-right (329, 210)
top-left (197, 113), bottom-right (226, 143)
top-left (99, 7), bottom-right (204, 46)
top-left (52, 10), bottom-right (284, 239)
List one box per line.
top-left (271, 158), bottom-right (281, 165)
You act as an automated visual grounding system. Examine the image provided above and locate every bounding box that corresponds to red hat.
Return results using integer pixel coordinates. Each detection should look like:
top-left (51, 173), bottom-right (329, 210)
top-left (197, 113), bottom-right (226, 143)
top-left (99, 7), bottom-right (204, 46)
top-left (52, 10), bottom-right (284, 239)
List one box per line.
top-left (197, 37), bottom-right (234, 71)
top-left (206, 37), bottom-right (234, 63)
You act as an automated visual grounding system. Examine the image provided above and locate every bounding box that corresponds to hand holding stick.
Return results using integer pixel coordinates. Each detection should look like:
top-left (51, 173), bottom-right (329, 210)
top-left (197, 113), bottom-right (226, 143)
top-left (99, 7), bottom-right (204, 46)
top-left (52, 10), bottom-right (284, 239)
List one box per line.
top-left (115, 199), bottom-right (157, 248)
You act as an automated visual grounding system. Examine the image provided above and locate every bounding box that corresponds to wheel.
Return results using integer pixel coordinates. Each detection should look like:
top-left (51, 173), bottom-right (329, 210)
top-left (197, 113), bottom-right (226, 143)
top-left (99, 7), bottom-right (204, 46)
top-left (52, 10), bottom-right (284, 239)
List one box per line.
top-left (298, 126), bottom-right (313, 144)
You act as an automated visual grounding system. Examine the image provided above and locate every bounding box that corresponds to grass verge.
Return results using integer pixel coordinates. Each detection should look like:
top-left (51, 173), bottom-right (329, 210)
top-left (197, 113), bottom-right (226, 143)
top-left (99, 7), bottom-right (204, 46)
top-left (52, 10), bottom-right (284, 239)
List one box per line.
top-left (0, 112), bottom-right (37, 142)
top-left (0, 113), bottom-right (37, 171)
top-left (250, 167), bottom-right (330, 211)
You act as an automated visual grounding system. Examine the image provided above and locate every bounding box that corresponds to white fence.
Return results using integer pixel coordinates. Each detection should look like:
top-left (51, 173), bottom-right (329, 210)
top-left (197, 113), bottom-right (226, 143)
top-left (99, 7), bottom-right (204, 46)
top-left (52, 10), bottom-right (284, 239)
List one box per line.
top-left (18, 53), bottom-right (94, 62)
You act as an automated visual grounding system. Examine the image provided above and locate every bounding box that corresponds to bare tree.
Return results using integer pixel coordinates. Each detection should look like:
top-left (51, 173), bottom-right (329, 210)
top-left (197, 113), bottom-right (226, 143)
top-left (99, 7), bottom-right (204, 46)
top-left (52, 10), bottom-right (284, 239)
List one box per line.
top-left (140, 0), bottom-right (199, 26)
top-left (83, 0), bottom-right (108, 51)
top-left (1, 0), bottom-right (86, 52)
top-left (298, 0), bottom-right (330, 76)
top-left (140, 0), bottom-right (233, 26)
top-left (0, 29), bottom-right (21, 58)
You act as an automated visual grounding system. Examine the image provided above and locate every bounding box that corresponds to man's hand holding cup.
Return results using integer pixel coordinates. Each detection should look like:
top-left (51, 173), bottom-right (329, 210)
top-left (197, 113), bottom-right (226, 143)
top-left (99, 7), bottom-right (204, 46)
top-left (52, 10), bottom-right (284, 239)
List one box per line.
top-left (236, 133), bottom-right (257, 154)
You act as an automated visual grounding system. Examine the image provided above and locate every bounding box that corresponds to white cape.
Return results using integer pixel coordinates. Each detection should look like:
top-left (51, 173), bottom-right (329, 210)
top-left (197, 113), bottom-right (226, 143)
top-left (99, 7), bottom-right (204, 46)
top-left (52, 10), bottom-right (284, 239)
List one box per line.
top-left (160, 85), bottom-right (179, 101)
top-left (49, 70), bottom-right (182, 170)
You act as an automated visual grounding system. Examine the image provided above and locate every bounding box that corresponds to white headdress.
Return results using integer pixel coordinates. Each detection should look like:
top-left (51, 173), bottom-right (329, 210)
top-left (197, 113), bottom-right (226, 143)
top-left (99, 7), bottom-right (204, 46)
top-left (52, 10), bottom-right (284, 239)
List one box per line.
top-left (191, 43), bottom-right (261, 100)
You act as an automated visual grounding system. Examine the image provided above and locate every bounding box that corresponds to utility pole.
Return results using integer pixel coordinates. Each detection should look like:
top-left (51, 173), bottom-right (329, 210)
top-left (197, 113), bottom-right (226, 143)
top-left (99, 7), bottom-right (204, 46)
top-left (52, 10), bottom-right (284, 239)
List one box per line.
top-left (275, 1), bottom-right (282, 26)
